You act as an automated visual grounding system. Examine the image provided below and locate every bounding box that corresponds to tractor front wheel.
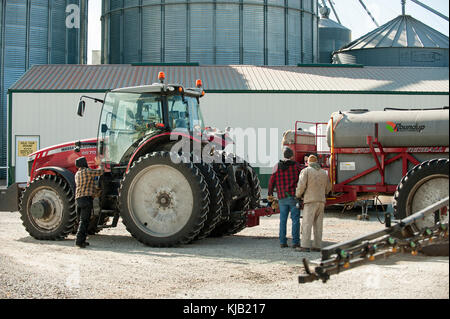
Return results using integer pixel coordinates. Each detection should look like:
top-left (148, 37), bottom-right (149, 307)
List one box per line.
top-left (19, 175), bottom-right (77, 240)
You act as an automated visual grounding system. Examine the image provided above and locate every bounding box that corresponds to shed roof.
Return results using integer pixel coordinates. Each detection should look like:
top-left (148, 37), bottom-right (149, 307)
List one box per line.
top-left (9, 64), bottom-right (449, 94)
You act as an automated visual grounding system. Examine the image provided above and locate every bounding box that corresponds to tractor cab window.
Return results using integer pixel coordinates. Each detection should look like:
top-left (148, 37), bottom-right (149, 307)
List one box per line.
top-left (98, 92), bottom-right (163, 165)
top-left (168, 95), bottom-right (205, 132)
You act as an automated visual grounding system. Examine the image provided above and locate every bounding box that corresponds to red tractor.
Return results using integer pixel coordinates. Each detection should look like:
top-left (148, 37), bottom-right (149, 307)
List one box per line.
top-left (1, 73), bottom-right (262, 247)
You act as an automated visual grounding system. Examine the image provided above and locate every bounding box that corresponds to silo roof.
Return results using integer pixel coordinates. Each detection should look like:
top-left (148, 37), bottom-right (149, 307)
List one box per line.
top-left (319, 18), bottom-right (350, 30)
top-left (9, 64), bottom-right (449, 94)
top-left (337, 15), bottom-right (449, 52)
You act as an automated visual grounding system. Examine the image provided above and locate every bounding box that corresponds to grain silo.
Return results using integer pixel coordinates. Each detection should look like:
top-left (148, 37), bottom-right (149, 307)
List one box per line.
top-left (332, 14), bottom-right (449, 66)
top-left (0, 0), bottom-right (88, 180)
top-left (318, 5), bottom-right (351, 63)
top-left (101, 0), bottom-right (319, 66)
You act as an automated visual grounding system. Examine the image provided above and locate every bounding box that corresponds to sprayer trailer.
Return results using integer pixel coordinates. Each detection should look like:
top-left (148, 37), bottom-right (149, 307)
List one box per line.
top-left (282, 108), bottom-right (449, 230)
top-left (0, 73), bottom-right (262, 247)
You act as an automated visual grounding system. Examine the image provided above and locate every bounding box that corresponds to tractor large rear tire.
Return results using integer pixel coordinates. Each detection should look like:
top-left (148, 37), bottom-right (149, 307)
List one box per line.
top-left (19, 175), bottom-right (77, 240)
top-left (209, 153), bottom-right (261, 237)
top-left (118, 152), bottom-right (209, 247)
top-left (393, 158), bottom-right (449, 232)
top-left (194, 162), bottom-right (225, 240)
top-left (208, 197), bottom-right (250, 237)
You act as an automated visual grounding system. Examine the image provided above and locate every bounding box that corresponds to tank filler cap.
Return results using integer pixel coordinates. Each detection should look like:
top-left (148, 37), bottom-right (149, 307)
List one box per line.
top-left (348, 109), bottom-right (369, 113)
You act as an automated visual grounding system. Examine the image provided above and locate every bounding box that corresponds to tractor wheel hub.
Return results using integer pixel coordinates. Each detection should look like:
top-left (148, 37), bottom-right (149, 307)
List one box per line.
top-left (156, 192), bottom-right (172, 208)
top-left (29, 187), bottom-right (64, 230)
top-left (30, 200), bottom-right (52, 219)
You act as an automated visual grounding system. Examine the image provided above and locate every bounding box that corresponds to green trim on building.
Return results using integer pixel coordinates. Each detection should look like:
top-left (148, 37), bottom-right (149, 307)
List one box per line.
top-left (253, 167), bottom-right (270, 189)
top-left (297, 63), bottom-right (364, 68)
top-left (8, 91), bottom-right (13, 187)
top-left (258, 174), bottom-right (271, 189)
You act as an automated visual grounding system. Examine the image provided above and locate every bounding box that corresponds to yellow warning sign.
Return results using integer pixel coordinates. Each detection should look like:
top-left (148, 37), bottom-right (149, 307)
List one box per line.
top-left (18, 141), bottom-right (37, 157)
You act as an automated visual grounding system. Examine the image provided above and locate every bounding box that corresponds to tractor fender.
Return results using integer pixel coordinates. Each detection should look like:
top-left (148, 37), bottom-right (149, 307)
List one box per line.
top-left (126, 132), bottom-right (203, 173)
top-left (35, 167), bottom-right (76, 193)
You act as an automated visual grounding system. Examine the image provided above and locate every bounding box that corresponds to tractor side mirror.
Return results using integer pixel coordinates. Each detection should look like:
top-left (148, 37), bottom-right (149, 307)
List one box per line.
top-left (77, 100), bottom-right (86, 117)
top-left (101, 124), bottom-right (108, 133)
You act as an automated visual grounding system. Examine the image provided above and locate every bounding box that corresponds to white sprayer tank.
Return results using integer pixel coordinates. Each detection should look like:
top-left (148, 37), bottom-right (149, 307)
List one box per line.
top-left (326, 109), bottom-right (449, 186)
top-left (327, 109), bottom-right (449, 148)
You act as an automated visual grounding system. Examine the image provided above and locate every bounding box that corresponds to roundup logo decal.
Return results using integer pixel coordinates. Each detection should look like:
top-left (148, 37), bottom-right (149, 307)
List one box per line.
top-left (386, 122), bottom-right (426, 133)
top-left (386, 121), bottom-right (398, 133)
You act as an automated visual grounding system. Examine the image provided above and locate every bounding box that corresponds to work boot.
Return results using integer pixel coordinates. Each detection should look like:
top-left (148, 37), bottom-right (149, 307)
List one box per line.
top-left (76, 242), bottom-right (90, 248)
top-left (280, 243), bottom-right (288, 248)
top-left (292, 244), bottom-right (301, 249)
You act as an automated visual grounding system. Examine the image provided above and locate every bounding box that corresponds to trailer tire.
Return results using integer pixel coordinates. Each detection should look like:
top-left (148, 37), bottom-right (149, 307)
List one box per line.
top-left (393, 158), bottom-right (449, 232)
top-left (118, 152), bottom-right (209, 247)
top-left (19, 175), bottom-right (77, 240)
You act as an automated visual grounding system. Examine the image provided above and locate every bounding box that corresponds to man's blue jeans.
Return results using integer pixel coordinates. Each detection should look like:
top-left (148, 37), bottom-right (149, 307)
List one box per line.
top-left (278, 197), bottom-right (301, 245)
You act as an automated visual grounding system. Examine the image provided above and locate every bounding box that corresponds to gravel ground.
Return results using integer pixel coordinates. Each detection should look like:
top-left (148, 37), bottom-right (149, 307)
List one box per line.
top-left (0, 208), bottom-right (448, 299)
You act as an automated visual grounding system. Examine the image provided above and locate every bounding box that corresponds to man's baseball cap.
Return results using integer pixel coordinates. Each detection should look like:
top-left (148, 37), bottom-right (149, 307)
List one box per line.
top-left (75, 157), bottom-right (88, 168)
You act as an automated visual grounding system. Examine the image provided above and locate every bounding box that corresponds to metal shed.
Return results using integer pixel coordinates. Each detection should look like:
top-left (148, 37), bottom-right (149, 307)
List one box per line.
top-left (6, 64), bottom-right (449, 186)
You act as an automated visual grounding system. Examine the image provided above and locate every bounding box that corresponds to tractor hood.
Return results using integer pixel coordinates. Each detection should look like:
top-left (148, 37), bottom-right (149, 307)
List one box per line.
top-left (28, 138), bottom-right (97, 161)
top-left (27, 138), bottom-right (99, 183)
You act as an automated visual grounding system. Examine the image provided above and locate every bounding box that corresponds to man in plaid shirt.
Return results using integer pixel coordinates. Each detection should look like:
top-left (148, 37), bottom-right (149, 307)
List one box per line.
top-left (75, 156), bottom-right (103, 248)
top-left (268, 147), bottom-right (303, 248)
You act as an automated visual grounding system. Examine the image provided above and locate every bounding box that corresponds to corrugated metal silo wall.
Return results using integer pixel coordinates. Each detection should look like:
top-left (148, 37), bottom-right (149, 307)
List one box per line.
top-left (0, 0), bottom-right (88, 179)
top-left (102, 0), bottom-right (319, 65)
top-left (333, 48), bottom-right (449, 67)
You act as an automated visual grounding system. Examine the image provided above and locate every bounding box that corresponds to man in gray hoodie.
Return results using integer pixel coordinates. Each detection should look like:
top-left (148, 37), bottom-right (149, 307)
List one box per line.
top-left (295, 155), bottom-right (332, 252)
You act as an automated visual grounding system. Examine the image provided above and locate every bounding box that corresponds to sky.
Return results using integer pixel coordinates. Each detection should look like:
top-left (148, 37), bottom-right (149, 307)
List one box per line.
top-left (87, 0), bottom-right (449, 64)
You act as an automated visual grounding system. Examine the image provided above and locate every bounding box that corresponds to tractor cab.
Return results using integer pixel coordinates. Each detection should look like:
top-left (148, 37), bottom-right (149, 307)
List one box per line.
top-left (79, 72), bottom-right (208, 169)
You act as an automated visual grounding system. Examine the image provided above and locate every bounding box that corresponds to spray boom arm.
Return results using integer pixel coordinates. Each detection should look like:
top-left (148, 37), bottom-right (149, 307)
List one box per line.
top-left (298, 196), bottom-right (449, 284)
